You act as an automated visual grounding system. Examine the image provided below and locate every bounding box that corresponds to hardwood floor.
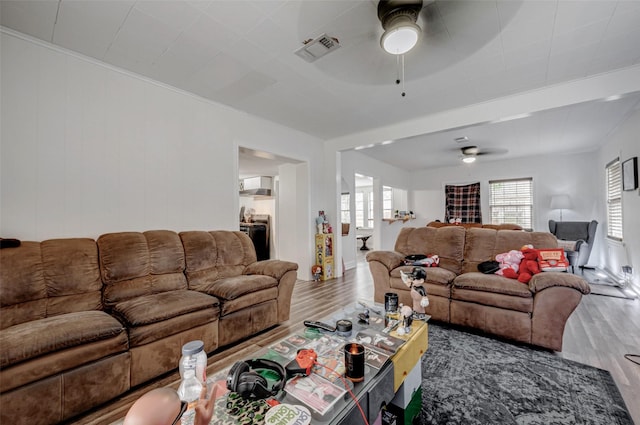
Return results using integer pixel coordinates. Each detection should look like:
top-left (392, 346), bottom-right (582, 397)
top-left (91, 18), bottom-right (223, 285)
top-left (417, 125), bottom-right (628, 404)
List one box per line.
top-left (560, 290), bottom-right (640, 423)
top-left (71, 259), bottom-right (640, 424)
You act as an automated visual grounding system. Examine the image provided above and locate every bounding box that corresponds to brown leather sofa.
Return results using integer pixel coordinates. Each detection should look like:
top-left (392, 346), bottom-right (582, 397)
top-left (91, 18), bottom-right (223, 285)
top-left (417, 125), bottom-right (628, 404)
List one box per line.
top-left (366, 226), bottom-right (590, 351)
top-left (0, 230), bottom-right (297, 425)
top-left (426, 220), bottom-right (524, 230)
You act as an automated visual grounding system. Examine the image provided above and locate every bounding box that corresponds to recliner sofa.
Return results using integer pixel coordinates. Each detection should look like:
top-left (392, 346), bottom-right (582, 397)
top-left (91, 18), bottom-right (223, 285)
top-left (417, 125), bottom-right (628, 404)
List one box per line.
top-left (367, 226), bottom-right (590, 352)
top-left (0, 230), bottom-right (298, 425)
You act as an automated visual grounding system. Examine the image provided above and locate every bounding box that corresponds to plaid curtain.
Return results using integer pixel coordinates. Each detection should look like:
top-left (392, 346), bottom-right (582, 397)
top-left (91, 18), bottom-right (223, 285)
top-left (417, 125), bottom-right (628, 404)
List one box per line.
top-left (445, 183), bottom-right (482, 223)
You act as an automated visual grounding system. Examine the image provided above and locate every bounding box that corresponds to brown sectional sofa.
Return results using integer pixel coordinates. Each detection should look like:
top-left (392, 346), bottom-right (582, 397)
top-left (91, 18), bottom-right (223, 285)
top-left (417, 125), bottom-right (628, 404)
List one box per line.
top-left (366, 226), bottom-right (590, 351)
top-left (0, 230), bottom-right (297, 425)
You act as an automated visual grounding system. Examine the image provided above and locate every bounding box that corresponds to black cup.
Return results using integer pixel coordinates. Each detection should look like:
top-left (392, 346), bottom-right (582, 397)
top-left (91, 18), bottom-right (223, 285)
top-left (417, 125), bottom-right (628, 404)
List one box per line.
top-left (384, 292), bottom-right (398, 313)
top-left (344, 343), bottom-right (365, 382)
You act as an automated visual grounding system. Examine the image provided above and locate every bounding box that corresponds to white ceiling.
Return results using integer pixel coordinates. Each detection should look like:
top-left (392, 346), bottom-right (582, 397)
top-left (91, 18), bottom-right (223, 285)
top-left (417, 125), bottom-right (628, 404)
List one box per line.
top-left (238, 146), bottom-right (302, 179)
top-left (2, 0), bottom-right (640, 171)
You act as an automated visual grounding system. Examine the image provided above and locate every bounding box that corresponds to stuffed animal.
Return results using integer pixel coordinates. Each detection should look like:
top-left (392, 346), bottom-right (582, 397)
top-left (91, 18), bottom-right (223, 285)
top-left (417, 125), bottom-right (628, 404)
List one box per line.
top-left (517, 246), bottom-right (541, 283)
top-left (499, 245), bottom-right (543, 283)
top-left (311, 264), bottom-right (322, 281)
top-left (495, 250), bottom-right (524, 277)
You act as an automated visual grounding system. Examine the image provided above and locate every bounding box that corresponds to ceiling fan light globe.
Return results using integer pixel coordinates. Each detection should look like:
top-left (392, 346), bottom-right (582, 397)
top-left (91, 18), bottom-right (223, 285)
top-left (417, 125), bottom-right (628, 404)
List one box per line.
top-left (381, 23), bottom-right (420, 55)
top-left (462, 156), bottom-right (476, 164)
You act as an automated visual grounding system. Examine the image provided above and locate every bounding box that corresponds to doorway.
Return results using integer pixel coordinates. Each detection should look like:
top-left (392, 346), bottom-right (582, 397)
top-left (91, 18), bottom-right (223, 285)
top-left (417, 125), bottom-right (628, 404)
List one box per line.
top-left (355, 174), bottom-right (374, 262)
top-left (238, 147), bottom-right (308, 273)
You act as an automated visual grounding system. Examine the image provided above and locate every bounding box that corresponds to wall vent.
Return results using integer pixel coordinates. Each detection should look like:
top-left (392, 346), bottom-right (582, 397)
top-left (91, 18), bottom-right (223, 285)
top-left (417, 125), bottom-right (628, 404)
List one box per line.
top-left (294, 33), bottom-right (341, 63)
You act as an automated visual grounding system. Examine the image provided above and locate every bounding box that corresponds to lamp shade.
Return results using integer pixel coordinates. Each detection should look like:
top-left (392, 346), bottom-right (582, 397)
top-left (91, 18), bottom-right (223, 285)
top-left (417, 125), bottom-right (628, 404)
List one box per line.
top-left (377, 0), bottom-right (423, 55)
top-left (381, 21), bottom-right (420, 54)
top-left (550, 194), bottom-right (572, 210)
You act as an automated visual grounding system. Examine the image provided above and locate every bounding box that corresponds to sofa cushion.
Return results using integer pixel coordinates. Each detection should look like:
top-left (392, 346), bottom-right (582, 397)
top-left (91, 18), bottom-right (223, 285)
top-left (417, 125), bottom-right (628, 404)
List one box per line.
top-left (394, 226), bottom-right (466, 274)
top-left (98, 231), bottom-right (189, 307)
top-left (389, 279), bottom-right (451, 298)
top-left (462, 228), bottom-right (498, 274)
top-left (494, 230), bottom-right (558, 256)
top-left (461, 229), bottom-right (559, 274)
top-left (0, 311), bottom-right (125, 368)
top-left (220, 288), bottom-right (279, 316)
top-left (195, 275), bottom-right (278, 300)
top-left (1, 332), bottom-right (129, 393)
top-left (452, 288), bottom-right (534, 313)
top-left (112, 290), bottom-right (218, 327)
top-left (452, 272), bottom-right (534, 313)
top-left (1, 239), bottom-right (103, 329)
top-left (453, 272), bottom-right (533, 298)
top-left (127, 309), bottom-right (218, 347)
top-left (390, 265), bottom-right (456, 286)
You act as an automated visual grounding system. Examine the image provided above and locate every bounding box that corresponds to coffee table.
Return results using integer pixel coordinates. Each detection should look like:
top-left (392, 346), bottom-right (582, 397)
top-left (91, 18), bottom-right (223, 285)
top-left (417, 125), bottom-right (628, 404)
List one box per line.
top-left (114, 302), bottom-right (428, 425)
top-left (192, 302), bottom-right (428, 425)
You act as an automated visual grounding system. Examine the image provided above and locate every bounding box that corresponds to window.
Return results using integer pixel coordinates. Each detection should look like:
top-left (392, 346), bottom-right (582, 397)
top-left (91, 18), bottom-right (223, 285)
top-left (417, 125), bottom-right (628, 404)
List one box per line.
top-left (355, 192), bottom-right (364, 228)
top-left (383, 186), bottom-right (393, 219)
top-left (368, 193), bottom-right (374, 227)
top-left (341, 193), bottom-right (350, 224)
top-left (606, 159), bottom-right (623, 240)
top-left (489, 178), bottom-right (533, 230)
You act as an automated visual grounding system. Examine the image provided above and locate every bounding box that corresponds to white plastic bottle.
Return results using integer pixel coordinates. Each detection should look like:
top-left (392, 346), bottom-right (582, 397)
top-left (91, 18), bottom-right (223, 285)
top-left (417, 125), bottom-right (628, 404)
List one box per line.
top-left (177, 369), bottom-right (202, 424)
top-left (179, 340), bottom-right (207, 385)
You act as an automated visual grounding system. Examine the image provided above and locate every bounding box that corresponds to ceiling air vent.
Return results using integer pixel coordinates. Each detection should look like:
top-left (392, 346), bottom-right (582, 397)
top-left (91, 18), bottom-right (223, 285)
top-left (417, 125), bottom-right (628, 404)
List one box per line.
top-left (294, 33), bottom-right (341, 63)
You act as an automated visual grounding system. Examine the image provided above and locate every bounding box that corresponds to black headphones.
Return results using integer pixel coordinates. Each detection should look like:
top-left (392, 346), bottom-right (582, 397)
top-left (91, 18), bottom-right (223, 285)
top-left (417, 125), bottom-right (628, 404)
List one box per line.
top-left (226, 358), bottom-right (286, 400)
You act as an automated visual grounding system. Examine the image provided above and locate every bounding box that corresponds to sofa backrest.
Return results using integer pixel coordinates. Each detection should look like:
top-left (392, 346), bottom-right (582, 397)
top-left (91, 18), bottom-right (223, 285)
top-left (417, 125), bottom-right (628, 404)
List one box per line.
top-left (0, 238), bottom-right (102, 329)
top-left (97, 230), bottom-right (188, 307)
top-left (394, 226), bottom-right (466, 274)
top-left (180, 231), bottom-right (257, 290)
top-left (462, 228), bottom-right (558, 274)
top-left (427, 221), bottom-right (523, 230)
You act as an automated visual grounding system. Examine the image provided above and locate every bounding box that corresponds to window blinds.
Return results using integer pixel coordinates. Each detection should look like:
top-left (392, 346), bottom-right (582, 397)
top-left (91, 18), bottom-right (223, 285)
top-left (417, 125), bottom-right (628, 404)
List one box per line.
top-left (606, 159), bottom-right (623, 240)
top-left (489, 178), bottom-right (533, 230)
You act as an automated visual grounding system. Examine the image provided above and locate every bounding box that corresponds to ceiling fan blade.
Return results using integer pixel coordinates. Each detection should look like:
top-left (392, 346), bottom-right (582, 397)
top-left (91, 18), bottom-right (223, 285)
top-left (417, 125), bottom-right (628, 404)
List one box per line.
top-left (477, 148), bottom-right (508, 156)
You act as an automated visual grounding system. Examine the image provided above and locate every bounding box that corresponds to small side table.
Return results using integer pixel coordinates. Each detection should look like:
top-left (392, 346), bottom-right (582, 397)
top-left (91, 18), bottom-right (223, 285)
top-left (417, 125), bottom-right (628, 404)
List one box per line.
top-left (357, 235), bottom-right (371, 250)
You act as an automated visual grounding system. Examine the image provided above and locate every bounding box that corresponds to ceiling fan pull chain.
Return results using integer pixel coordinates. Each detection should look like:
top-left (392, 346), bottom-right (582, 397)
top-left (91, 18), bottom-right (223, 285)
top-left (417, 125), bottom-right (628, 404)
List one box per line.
top-left (396, 55), bottom-right (401, 85)
top-left (401, 54), bottom-right (406, 97)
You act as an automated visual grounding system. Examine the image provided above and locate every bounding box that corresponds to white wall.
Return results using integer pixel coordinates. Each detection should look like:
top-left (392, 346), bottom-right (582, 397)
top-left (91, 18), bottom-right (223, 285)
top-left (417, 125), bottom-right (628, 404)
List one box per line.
top-left (0, 31), bottom-right (323, 274)
top-left (412, 151), bottom-right (600, 228)
top-left (340, 150), bottom-right (411, 268)
top-left (596, 108), bottom-right (640, 291)
top-left (411, 151), bottom-right (603, 256)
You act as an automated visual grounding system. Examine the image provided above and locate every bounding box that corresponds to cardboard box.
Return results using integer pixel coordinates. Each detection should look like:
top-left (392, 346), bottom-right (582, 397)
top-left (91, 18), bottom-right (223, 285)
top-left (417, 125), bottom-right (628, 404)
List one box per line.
top-left (387, 388), bottom-right (422, 425)
top-left (390, 321), bottom-right (428, 391)
top-left (391, 360), bottom-right (422, 409)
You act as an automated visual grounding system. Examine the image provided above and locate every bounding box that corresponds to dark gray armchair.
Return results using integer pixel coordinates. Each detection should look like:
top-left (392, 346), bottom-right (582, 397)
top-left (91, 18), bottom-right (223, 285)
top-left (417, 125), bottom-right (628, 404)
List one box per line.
top-left (548, 220), bottom-right (598, 272)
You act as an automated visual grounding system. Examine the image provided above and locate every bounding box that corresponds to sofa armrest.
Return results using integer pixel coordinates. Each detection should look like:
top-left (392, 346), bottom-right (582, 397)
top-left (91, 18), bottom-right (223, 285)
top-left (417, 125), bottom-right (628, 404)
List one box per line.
top-left (243, 259), bottom-right (298, 281)
top-left (528, 272), bottom-right (590, 295)
top-left (365, 250), bottom-right (405, 271)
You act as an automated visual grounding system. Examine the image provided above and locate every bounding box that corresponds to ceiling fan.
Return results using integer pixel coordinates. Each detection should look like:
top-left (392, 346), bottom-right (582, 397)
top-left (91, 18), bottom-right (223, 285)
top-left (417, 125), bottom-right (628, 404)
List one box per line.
top-left (294, 1), bottom-right (522, 86)
top-left (459, 145), bottom-right (508, 163)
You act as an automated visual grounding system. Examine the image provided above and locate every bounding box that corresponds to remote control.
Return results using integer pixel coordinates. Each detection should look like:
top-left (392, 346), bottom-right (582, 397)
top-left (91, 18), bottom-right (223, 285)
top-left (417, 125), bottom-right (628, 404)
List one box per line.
top-left (303, 320), bottom-right (336, 332)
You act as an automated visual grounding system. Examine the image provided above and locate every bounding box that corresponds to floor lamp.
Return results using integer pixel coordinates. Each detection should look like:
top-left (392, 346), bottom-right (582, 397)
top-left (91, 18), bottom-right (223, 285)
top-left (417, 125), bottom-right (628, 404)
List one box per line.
top-left (550, 194), bottom-right (572, 221)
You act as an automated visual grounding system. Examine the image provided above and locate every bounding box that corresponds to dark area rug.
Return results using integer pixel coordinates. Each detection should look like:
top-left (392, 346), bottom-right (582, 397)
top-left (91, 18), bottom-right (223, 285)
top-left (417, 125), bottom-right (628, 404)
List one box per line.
top-left (417, 324), bottom-right (633, 425)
